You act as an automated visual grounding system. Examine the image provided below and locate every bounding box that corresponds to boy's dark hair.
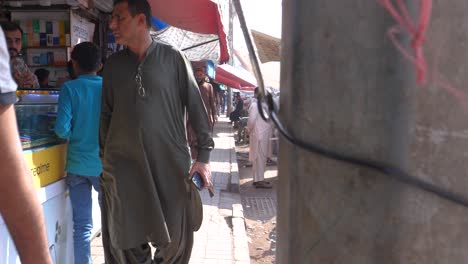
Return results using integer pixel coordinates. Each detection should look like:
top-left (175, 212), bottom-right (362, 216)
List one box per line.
top-left (71, 42), bottom-right (101, 73)
top-left (0, 21), bottom-right (23, 35)
top-left (114, 0), bottom-right (152, 28)
top-left (34, 68), bottom-right (50, 83)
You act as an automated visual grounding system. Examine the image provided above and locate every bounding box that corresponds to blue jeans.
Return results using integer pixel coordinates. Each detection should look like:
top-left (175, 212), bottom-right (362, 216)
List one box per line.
top-left (66, 173), bottom-right (102, 264)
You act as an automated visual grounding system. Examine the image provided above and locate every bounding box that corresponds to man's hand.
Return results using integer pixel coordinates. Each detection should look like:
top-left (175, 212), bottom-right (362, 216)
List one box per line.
top-left (12, 71), bottom-right (36, 88)
top-left (22, 73), bottom-right (36, 88)
top-left (190, 161), bottom-right (212, 189)
top-left (13, 71), bottom-right (23, 87)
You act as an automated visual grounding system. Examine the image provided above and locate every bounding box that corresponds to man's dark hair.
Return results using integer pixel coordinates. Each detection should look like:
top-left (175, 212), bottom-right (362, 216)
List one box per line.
top-left (71, 42), bottom-right (101, 72)
top-left (0, 21), bottom-right (23, 35)
top-left (114, 0), bottom-right (152, 28)
top-left (254, 87), bottom-right (259, 96)
top-left (34, 68), bottom-right (49, 83)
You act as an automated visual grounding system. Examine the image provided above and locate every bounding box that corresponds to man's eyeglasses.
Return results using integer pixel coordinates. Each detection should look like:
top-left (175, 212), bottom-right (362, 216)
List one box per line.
top-left (135, 65), bottom-right (146, 98)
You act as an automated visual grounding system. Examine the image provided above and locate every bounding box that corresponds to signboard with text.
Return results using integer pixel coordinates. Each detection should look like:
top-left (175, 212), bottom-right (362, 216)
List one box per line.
top-left (23, 144), bottom-right (67, 188)
top-left (70, 12), bottom-right (95, 46)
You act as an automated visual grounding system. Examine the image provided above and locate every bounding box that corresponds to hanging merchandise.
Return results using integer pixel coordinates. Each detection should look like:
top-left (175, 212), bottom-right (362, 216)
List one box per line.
top-left (10, 10), bottom-right (71, 86)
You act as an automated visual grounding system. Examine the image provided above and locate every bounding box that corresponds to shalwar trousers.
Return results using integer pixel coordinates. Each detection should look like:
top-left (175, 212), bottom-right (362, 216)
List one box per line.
top-left (100, 190), bottom-right (194, 264)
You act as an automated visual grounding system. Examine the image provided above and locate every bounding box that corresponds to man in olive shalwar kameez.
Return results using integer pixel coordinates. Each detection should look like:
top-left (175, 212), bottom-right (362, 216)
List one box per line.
top-left (99, 0), bottom-right (214, 263)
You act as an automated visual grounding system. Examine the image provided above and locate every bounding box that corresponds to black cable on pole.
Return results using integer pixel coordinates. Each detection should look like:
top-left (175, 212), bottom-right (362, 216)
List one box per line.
top-left (270, 110), bottom-right (468, 207)
top-left (232, 0), bottom-right (270, 121)
top-left (232, 0), bottom-right (468, 209)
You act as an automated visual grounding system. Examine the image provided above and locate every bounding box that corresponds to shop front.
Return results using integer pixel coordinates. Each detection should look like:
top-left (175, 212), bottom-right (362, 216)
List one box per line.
top-left (0, 1), bottom-right (109, 262)
top-left (0, 90), bottom-right (103, 263)
top-left (0, 0), bottom-right (229, 262)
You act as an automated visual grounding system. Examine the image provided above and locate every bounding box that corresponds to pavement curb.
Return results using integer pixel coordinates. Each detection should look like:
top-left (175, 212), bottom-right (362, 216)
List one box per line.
top-left (229, 129), bottom-right (251, 264)
top-left (230, 146), bottom-right (240, 193)
top-left (232, 206), bottom-right (250, 264)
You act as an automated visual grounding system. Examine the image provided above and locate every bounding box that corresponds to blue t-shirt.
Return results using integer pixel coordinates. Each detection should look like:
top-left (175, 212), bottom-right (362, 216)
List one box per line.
top-left (54, 75), bottom-right (102, 176)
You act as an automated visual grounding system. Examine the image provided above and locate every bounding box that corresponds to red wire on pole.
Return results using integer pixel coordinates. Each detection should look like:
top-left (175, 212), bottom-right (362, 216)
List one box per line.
top-left (378, 0), bottom-right (432, 86)
top-left (379, 0), bottom-right (468, 110)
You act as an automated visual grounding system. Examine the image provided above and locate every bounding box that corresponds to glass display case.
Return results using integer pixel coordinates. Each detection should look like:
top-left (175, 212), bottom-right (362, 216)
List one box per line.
top-left (2, 88), bottom-right (75, 264)
top-left (15, 89), bottom-right (63, 149)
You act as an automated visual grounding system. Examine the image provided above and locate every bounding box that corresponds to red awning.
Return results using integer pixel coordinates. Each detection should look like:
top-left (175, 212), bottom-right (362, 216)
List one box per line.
top-left (215, 75), bottom-right (241, 89)
top-left (240, 86), bottom-right (256, 91)
top-left (150, 0), bottom-right (229, 63)
top-left (215, 64), bottom-right (257, 88)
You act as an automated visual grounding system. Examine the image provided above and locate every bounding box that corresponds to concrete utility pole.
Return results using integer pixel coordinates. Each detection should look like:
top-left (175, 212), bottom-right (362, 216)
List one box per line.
top-left (226, 0), bottom-right (235, 115)
top-left (278, 1), bottom-right (468, 263)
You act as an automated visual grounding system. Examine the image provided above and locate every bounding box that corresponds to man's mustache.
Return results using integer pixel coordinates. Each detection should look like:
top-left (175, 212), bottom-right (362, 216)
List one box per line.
top-left (8, 48), bottom-right (20, 55)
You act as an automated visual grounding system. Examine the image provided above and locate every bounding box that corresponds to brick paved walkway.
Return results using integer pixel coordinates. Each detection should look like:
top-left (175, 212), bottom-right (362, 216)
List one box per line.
top-left (91, 117), bottom-right (250, 264)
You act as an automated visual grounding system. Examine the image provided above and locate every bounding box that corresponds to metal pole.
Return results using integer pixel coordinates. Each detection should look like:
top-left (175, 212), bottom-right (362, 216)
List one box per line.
top-left (226, 0), bottom-right (235, 116)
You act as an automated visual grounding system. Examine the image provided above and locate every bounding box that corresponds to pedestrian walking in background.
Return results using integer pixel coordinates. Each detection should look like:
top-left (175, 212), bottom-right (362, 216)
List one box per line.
top-left (187, 67), bottom-right (217, 160)
top-left (248, 88), bottom-right (273, 188)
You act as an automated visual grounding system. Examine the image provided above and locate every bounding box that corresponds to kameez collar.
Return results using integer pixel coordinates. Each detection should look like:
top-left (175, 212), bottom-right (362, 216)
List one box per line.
top-left (127, 40), bottom-right (157, 62)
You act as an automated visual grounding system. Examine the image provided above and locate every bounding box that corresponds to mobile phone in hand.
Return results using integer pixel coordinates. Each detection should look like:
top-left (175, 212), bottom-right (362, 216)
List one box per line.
top-left (191, 172), bottom-right (215, 198)
top-left (191, 172), bottom-right (204, 191)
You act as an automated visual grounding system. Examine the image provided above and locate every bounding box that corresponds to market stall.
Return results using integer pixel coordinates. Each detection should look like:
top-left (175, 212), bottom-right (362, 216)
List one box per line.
top-left (0, 2), bottom-right (105, 263)
top-left (0, 89), bottom-right (101, 264)
top-left (0, 0), bottom-right (230, 262)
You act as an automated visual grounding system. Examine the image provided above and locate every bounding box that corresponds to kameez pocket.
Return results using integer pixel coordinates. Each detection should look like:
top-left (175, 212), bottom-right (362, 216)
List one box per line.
top-left (186, 178), bottom-right (203, 231)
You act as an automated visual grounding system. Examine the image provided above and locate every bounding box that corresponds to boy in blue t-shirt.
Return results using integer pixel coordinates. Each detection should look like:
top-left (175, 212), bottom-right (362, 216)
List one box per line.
top-left (54, 42), bottom-right (103, 264)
